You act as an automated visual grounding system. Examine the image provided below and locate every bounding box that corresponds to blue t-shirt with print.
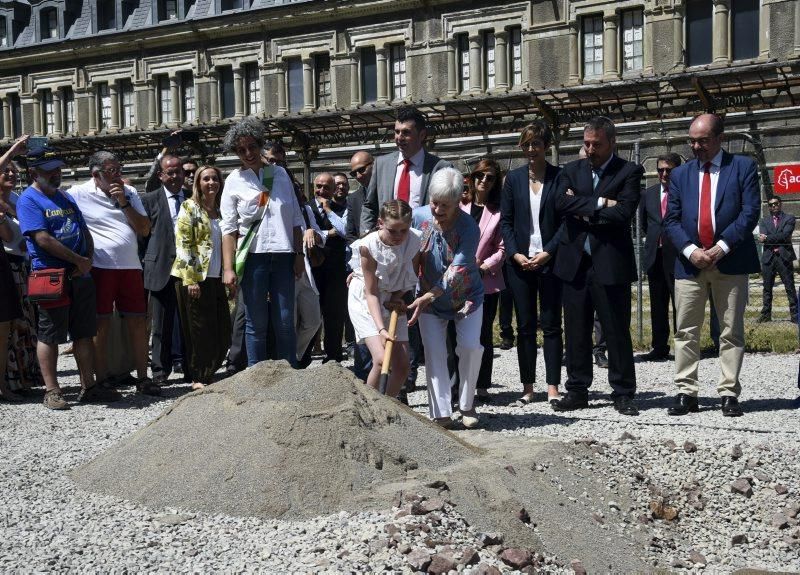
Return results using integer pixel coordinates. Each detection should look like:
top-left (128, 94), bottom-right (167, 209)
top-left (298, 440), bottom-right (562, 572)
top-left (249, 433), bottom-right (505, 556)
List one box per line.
top-left (17, 186), bottom-right (87, 271)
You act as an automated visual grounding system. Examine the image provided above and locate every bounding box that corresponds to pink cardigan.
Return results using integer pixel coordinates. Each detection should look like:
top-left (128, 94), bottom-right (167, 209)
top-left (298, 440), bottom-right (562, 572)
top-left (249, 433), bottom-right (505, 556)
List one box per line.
top-left (476, 205), bottom-right (505, 293)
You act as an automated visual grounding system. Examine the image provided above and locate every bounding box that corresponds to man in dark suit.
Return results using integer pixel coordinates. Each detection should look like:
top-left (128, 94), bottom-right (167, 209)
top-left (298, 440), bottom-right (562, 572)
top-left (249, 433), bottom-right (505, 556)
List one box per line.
top-left (552, 116), bottom-right (644, 416)
top-left (663, 113), bottom-right (760, 417)
top-left (346, 150), bottom-right (373, 242)
top-left (360, 106), bottom-right (451, 233)
top-left (141, 154), bottom-right (186, 385)
top-left (639, 153), bottom-right (682, 361)
top-left (757, 196), bottom-right (797, 323)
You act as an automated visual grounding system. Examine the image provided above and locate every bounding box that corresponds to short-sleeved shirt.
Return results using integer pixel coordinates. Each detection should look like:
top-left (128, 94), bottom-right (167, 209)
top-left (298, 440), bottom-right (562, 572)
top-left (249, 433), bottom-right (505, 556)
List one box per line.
top-left (17, 186), bottom-right (87, 271)
top-left (67, 179), bottom-right (147, 270)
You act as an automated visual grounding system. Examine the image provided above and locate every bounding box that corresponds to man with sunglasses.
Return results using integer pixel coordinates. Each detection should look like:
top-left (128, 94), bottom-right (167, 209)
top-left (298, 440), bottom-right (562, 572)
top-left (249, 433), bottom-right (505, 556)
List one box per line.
top-left (756, 196), bottom-right (797, 323)
top-left (345, 151), bottom-right (373, 243)
top-left (639, 153), bottom-right (682, 361)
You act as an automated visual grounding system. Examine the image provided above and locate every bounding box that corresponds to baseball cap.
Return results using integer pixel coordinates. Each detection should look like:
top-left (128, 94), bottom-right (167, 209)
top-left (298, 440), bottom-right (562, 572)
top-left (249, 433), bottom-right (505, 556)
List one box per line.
top-left (26, 146), bottom-right (65, 171)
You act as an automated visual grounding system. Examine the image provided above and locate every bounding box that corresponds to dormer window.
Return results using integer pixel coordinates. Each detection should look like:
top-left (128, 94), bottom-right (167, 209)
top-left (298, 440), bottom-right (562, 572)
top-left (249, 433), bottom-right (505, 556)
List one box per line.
top-left (40, 7), bottom-right (59, 40)
top-left (0, 16), bottom-right (8, 47)
top-left (97, 0), bottom-right (116, 30)
top-left (220, 0), bottom-right (243, 11)
top-left (156, 0), bottom-right (191, 22)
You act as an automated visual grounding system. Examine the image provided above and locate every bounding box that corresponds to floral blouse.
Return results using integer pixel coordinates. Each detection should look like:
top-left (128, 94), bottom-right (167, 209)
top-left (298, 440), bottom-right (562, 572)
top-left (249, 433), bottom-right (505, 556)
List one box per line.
top-left (412, 206), bottom-right (484, 320)
top-left (171, 199), bottom-right (220, 285)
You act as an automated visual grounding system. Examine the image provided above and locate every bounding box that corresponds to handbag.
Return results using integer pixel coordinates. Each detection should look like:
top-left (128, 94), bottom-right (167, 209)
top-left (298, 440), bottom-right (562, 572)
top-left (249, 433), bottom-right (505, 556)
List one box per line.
top-left (28, 268), bottom-right (71, 308)
top-left (235, 165), bottom-right (274, 281)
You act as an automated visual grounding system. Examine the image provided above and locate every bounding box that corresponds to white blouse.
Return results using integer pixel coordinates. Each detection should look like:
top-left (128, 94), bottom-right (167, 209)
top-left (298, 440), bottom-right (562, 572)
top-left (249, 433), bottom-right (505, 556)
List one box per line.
top-left (528, 183), bottom-right (544, 257)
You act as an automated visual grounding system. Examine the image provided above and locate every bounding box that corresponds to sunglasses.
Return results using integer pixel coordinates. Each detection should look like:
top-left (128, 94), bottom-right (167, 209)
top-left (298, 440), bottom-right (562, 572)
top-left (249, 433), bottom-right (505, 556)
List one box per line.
top-left (474, 172), bottom-right (496, 182)
top-left (349, 163), bottom-right (372, 178)
top-left (768, 202), bottom-right (780, 206)
top-left (657, 167), bottom-right (672, 174)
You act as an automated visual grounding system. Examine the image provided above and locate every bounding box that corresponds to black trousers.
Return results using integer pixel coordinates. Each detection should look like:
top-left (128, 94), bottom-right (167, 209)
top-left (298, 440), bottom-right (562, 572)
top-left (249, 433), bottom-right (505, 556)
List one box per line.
top-left (647, 247), bottom-right (676, 355)
top-left (498, 266), bottom-right (514, 340)
top-left (562, 257), bottom-right (635, 398)
top-left (761, 255), bottom-right (798, 318)
top-left (505, 262), bottom-right (563, 388)
top-left (476, 292), bottom-right (499, 389)
top-left (313, 261), bottom-right (347, 361)
top-left (149, 277), bottom-right (183, 378)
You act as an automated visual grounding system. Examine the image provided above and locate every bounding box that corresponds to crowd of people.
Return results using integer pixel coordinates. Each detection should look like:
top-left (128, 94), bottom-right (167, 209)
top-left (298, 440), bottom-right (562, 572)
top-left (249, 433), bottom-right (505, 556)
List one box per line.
top-left (0, 106), bottom-right (791, 424)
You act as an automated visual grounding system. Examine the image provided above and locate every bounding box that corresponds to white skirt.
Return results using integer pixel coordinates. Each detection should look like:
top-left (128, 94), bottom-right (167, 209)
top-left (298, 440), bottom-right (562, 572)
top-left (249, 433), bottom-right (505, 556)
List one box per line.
top-left (347, 277), bottom-right (409, 343)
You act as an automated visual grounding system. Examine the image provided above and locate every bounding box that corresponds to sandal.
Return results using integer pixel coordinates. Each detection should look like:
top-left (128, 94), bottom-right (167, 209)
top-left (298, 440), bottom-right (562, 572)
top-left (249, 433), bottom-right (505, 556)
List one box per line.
top-left (191, 382), bottom-right (206, 391)
top-left (519, 392), bottom-right (535, 404)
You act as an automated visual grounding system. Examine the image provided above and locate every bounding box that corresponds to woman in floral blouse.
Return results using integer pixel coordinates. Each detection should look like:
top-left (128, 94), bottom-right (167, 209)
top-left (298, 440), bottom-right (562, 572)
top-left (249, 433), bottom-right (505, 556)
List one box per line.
top-left (171, 165), bottom-right (232, 390)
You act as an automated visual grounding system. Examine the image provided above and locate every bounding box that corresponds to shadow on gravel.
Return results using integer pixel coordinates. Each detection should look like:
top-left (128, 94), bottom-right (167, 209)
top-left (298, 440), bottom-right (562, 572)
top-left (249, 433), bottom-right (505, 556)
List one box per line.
top-left (740, 397), bottom-right (800, 413)
top-left (478, 411), bottom-right (584, 432)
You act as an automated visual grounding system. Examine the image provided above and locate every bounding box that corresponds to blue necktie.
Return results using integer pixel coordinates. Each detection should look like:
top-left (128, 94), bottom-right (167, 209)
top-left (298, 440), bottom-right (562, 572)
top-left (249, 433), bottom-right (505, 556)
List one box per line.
top-left (584, 169), bottom-right (601, 255)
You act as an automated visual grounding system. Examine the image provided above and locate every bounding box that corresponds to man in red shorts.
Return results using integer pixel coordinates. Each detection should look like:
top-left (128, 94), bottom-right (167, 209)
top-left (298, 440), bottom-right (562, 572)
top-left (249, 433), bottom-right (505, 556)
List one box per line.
top-left (68, 151), bottom-right (159, 395)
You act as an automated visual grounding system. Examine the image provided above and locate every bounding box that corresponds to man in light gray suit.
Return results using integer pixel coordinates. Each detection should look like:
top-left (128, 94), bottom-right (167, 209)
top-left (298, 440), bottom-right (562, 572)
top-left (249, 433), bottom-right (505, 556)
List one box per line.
top-left (360, 106), bottom-right (451, 234)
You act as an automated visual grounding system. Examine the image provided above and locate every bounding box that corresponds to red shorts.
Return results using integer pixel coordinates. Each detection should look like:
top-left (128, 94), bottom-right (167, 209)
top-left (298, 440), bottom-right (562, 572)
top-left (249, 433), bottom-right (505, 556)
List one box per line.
top-left (90, 268), bottom-right (147, 316)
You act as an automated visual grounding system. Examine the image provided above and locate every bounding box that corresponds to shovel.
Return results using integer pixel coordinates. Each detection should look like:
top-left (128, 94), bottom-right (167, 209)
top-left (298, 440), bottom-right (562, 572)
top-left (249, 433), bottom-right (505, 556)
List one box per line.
top-left (378, 310), bottom-right (399, 395)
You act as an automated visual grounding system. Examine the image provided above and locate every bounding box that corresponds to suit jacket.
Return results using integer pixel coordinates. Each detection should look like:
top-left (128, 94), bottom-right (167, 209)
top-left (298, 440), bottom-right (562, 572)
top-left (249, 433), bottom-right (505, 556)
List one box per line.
top-left (141, 187), bottom-right (177, 292)
top-left (345, 186), bottom-right (366, 243)
top-left (309, 198), bottom-right (347, 268)
top-left (759, 211), bottom-right (796, 264)
top-left (500, 163), bottom-right (564, 274)
top-left (360, 149), bottom-right (451, 234)
top-left (640, 182), bottom-right (678, 274)
top-left (663, 151), bottom-right (760, 279)
top-left (476, 204), bottom-right (505, 293)
top-left (553, 156), bottom-right (643, 285)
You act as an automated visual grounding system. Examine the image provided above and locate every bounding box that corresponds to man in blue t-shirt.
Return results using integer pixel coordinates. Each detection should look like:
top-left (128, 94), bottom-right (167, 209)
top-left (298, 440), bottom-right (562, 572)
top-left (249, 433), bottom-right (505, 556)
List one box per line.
top-left (16, 146), bottom-right (121, 410)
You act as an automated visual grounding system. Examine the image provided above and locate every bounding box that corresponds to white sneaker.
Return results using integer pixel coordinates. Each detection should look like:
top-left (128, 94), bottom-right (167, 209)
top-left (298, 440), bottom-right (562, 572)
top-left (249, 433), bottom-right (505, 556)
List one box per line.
top-left (461, 410), bottom-right (479, 429)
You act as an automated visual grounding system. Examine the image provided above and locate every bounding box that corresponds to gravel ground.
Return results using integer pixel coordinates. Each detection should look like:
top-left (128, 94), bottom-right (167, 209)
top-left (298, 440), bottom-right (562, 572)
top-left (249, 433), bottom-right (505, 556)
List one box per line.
top-left (0, 346), bottom-right (798, 573)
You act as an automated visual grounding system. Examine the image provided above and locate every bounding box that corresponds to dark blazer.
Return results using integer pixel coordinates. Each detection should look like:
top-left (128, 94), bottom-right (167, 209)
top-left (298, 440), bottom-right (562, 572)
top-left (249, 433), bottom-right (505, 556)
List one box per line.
top-left (759, 211), bottom-right (796, 264)
top-left (309, 198), bottom-right (347, 267)
top-left (500, 163), bottom-right (564, 273)
top-left (360, 149), bottom-right (451, 234)
top-left (663, 151), bottom-right (760, 279)
top-left (640, 182), bottom-right (678, 273)
top-left (553, 156), bottom-right (644, 285)
top-left (345, 186), bottom-right (366, 243)
top-left (141, 187), bottom-right (177, 292)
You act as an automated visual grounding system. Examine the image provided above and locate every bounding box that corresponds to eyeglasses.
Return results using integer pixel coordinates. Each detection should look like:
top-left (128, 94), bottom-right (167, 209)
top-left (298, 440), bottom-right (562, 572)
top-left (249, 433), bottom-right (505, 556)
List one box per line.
top-left (184, 170), bottom-right (196, 176)
top-left (264, 157), bottom-right (280, 165)
top-left (768, 202), bottom-right (780, 206)
top-left (520, 140), bottom-right (546, 150)
top-left (349, 163), bottom-right (373, 178)
top-left (315, 183), bottom-right (331, 190)
top-left (657, 167), bottom-right (672, 174)
top-left (474, 172), bottom-right (496, 182)
top-left (100, 166), bottom-right (123, 177)
top-left (687, 137), bottom-right (713, 147)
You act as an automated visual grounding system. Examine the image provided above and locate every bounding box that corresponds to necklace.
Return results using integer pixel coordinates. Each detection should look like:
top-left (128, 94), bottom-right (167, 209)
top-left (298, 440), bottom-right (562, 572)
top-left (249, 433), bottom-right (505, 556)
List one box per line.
top-left (528, 168), bottom-right (544, 183)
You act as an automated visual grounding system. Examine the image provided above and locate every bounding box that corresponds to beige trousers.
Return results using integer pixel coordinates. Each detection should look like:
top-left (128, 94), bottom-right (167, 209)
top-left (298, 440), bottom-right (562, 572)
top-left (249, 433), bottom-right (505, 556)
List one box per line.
top-left (673, 268), bottom-right (748, 398)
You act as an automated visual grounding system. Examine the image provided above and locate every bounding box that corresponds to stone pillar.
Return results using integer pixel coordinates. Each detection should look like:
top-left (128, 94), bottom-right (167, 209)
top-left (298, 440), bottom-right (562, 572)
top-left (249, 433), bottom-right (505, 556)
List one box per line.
top-left (494, 31), bottom-right (509, 89)
top-left (301, 57), bottom-right (314, 112)
top-left (602, 13), bottom-right (619, 79)
top-left (376, 47), bottom-right (388, 104)
top-left (147, 82), bottom-right (157, 129)
top-left (276, 63), bottom-right (287, 114)
top-left (209, 71), bottom-right (220, 122)
top-left (568, 22), bottom-right (580, 84)
top-left (350, 55), bottom-right (360, 107)
top-left (468, 34), bottom-right (482, 93)
top-left (759, 1), bottom-right (770, 59)
top-left (712, 0), bottom-right (730, 65)
top-left (795, 0), bottom-right (800, 57)
top-left (233, 66), bottom-right (245, 118)
top-left (446, 39), bottom-right (457, 96)
top-left (32, 93), bottom-right (41, 135)
top-left (52, 88), bottom-right (63, 137)
top-left (88, 86), bottom-right (98, 134)
top-left (643, 10), bottom-right (654, 74)
top-left (672, 7), bottom-right (686, 71)
top-left (2, 97), bottom-right (11, 140)
top-left (109, 81), bottom-right (120, 132)
top-left (169, 75), bottom-right (180, 124)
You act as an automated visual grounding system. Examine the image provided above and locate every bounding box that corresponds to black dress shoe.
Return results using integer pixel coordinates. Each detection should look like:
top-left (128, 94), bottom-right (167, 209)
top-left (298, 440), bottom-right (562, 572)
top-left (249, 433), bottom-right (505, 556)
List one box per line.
top-left (552, 392), bottom-right (589, 412)
top-left (613, 395), bottom-right (639, 416)
top-left (499, 338), bottom-right (514, 351)
top-left (639, 349), bottom-right (670, 362)
top-left (667, 393), bottom-right (699, 416)
top-left (721, 396), bottom-right (743, 417)
top-left (594, 351), bottom-right (609, 369)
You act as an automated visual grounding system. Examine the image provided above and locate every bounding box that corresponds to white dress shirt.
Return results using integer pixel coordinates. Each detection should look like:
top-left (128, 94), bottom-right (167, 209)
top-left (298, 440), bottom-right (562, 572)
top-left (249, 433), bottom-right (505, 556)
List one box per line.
top-left (392, 147), bottom-right (426, 208)
top-left (681, 149), bottom-right (730, 260)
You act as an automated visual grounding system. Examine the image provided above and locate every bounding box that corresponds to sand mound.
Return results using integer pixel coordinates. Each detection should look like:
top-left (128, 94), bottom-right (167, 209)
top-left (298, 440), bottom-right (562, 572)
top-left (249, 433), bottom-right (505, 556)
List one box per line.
top-left (71, 361), bottom-right (480, 519)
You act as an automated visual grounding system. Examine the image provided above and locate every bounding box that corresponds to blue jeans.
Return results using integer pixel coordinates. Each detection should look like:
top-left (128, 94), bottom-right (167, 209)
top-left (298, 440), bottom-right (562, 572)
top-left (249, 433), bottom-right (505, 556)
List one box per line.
top-left (241, 252), bottom-right (297, 367)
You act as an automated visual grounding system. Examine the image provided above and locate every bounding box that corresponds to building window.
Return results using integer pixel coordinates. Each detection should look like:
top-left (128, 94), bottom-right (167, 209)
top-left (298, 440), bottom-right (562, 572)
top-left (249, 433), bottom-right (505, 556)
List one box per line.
top-left (731, 0), bottom-right (759, 60)
top-left (0, 17), bottom-right (8, 47)
top-left (97, 0), bottom-right (116, 30)
top-left (484, 31), bottom-right (496, 90)
top-left (9, 94), bottom-right (21, 138)
top-left (158, 0), bottom-right (178, 20)
top-left (98, 82), bottom-right (111, 130)
top-left (509, 26), bottom-right (522, 87)
top-left (219, 67), bottom-right (234, 119)
top-left (220, 0), bottom-right (243, 11)
top-left (120, 80), bottom-right (135, 128)
top-left (686, 0), bottom-right (713, 66)
top-left (40, 7), bottom-right (59, 39)
top-left (63, 87), bottom-right (75, 133)
top-left (41, 89), bottom-right (55, 135)
top-left (390, 45), bottom-right (407, 100)
top-left (360, 47), bottom-right (377, 104)
top-left (315, 54), bottom-right (331, 108)
top-left (457, 33), bottom-right (469, 92)
top-left (287, 57), bottom-right (303, 113)
top-left (181, 72), bottom-right (195, 123)
top-left (245, 63), bottom-right (261, 115)
top-left (582, 14), bottom-right (603, 78)
top-left (621, 9), bottom-right (644, 72)
top-left (158, 75), bottom-right (171, 124)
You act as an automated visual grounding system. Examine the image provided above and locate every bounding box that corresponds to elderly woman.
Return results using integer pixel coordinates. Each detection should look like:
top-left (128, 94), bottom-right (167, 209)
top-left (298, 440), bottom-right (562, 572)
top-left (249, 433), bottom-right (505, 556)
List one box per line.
top-left (220, 117), bottom-right (305, 367)
top-left (500, 120), bottom-right (564, 405)
top-left (409, 167), bottom-right (484, 429)
top-left (172, 165), bottom-right (232, 390)
top-left (0, 135), bottom-right (39, 398)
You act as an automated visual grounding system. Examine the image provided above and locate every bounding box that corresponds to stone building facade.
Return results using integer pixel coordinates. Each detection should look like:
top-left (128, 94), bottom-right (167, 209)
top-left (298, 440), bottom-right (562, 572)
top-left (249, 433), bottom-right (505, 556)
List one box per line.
top-left (0, 0), bottom-right (799, 197)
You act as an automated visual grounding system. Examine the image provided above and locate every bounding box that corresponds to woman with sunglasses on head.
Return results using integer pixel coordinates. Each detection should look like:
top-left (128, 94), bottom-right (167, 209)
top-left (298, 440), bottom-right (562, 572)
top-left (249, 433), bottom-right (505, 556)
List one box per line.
top-left (500, 121), bottom-right (564, 405)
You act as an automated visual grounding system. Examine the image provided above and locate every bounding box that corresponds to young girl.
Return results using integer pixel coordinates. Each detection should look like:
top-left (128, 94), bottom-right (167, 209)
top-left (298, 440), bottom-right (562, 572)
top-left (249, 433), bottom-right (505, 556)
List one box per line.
top-left (347, 200), bottom-right (420, 397)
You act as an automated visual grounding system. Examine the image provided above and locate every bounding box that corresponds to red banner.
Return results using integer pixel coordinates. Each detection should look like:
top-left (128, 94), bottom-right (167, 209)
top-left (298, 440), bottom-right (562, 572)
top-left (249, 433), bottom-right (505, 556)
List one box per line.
top-left (774, 164), bottom-right (800, 195)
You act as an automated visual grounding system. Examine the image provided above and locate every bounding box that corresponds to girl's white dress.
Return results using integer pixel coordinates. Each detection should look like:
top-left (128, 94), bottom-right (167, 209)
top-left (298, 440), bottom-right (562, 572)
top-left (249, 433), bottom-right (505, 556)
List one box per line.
top-left (347, 229), bottom-right (421, 343)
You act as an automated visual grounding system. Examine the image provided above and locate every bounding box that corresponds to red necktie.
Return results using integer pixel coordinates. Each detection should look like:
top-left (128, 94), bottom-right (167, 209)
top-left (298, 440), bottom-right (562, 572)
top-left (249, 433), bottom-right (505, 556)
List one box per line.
top-left (397, 159), bottom-right (411, 203)
top-left (660, 188), bottom-right (668, 218)
top-left (699, 162), bottom-right (713, 249)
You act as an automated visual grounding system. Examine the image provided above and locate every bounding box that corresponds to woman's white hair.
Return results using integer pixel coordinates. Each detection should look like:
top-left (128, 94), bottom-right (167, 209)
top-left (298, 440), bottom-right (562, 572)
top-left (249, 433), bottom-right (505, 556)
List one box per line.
top-left (428, 167), bottom-right (463, 204)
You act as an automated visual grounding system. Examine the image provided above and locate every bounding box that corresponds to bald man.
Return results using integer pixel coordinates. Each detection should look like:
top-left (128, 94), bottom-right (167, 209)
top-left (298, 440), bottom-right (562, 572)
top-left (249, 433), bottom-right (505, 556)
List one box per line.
top-left (347, 151), bottom-right (373, 241)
